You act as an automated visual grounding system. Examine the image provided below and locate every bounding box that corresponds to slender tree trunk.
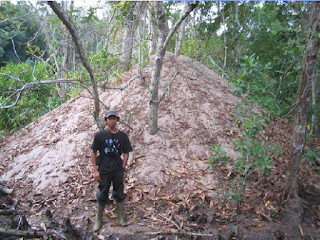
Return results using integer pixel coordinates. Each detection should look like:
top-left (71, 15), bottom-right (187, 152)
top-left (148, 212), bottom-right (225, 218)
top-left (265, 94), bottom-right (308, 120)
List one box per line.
top-left (60, 26), bottom-right (69, 103)
top-left (147, 5), bottom-right (157, 56)
top-left (191, 9), bottom-right (199, 60)
top-left (311, 71), bottom-right (318, 135)
top-left (235, 1), bottom-right (241, 28)
top-left (136, 2), bottom-right (146, 85)
top-left (149, 2), bottom-right (168, 135)
top-left (285, 2), bottom-right (320, 198)
top-left (59, 1), bottom-right (73, 103)
top-left (220, 2), bottom-right (227, 78)
top-left (122, 19), bottom-right (136, 71)
top-left (149, 2), bottom-right (197, 135)
top-left (48, 1), bottom-right (103, 130)
top-left (59, 29), bottom-right (68, 103)
top-left (175, 2), bottom-right (188, 56)
top-left (233, 2), bottom-right (241, 76)
top-left (44, 26), bottom-right (60, 74)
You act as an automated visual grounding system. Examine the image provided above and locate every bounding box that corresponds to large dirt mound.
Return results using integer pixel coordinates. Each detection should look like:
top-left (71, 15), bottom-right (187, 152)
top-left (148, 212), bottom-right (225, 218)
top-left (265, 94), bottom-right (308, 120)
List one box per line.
top-left (0, 53), bottom-right (243, 237)
top-left (1, 52), bottom-right (241, 190)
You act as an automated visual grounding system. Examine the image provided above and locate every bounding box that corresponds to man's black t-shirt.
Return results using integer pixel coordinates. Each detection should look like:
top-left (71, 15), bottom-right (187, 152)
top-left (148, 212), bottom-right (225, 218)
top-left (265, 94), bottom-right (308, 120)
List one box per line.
top-left (91, 130), bottom-right (132, 174)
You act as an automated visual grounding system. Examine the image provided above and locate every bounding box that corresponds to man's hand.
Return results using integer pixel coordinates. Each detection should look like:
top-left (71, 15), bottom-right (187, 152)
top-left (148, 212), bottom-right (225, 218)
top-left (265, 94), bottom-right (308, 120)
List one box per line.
top-left (93, 169), bottom-right (101, 181)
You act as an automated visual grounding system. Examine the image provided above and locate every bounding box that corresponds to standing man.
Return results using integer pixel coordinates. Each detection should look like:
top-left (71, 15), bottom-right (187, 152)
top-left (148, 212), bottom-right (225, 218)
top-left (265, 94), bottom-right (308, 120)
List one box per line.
top-left (91, 109), bottom-right (133, 231)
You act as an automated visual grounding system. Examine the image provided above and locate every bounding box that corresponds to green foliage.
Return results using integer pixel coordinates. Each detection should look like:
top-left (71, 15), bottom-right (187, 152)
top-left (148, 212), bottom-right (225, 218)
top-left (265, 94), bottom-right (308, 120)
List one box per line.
top-left (0, 2), bottom-right (46, 66)
top-left (229, 2), bottom-right (307, 119)
top-left (231, 54), bottom-right (282, 117)
top-left (207, 144), bottom-right (229, 169)
top-left (89, 49), bottom-right (121, 84)
top-left (181, 39), bottom-right (198, 59)
top-left (302, 147), bottom-right (320, 165)
top-left (180, 2), bottom-right (310, 125)
top-left (0, 62), bottom-right (61, 133)
top-left (209, 101), bottom-right (283, 205)
top-left (224, 189), bottom-right (242, 202)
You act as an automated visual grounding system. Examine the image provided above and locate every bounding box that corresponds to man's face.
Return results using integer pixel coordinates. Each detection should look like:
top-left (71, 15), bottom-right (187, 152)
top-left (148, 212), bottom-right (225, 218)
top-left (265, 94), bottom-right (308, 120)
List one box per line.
top-left (106, 115), bottom-right (118, 128)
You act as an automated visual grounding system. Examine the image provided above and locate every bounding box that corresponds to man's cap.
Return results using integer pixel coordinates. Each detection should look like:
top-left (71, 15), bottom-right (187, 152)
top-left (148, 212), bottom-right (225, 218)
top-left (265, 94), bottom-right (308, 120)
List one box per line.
top-left (105, 109), bottom-right (120, 120)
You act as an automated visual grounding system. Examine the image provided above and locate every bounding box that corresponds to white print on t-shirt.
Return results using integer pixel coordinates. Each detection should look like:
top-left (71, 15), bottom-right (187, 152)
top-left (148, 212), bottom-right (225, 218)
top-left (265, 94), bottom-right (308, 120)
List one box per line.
top-left (104, 138), bottom-right (120, 154)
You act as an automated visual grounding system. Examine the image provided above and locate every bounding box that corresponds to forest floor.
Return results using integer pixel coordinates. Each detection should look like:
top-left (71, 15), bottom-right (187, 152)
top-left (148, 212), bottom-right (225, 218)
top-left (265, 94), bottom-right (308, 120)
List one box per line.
top-left (0, 53), bottom-right (319, 240)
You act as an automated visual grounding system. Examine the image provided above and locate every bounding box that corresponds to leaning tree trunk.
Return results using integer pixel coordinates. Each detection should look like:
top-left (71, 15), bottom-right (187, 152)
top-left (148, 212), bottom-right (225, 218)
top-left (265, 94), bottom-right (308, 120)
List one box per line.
top-left (285, 1), bottom-right (320, 198)
top-left (47, 1), bottom-right (103, 130)
top-left (149, 2), bottom-right (197, 135)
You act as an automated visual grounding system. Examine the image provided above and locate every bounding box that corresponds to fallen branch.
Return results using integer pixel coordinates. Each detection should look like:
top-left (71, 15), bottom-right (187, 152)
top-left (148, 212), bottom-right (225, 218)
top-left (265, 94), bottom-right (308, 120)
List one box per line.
top-left (0, 209), bottom-right (16, 215)
top-left (181, 230), bottom-right (218, 237)
top-left (0, 227), bottom-right (46, 238)
top-left (149, 229), bottom-right (218, 238)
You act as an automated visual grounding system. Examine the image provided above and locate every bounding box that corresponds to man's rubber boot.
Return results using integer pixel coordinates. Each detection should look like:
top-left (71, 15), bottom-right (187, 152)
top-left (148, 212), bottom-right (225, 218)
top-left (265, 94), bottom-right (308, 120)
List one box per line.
top-left (93, 204), bottom-right (105, 231)
top-left (116, 201), bottom-right (126, 226)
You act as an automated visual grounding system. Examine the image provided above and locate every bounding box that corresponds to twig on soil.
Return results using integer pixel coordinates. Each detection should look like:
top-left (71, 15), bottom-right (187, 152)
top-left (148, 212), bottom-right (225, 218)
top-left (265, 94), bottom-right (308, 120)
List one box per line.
top-left (257, 211), bottom-right (273, 222)
top-left (149, 229), bottom-right (217, 238)
top-left (182, 231), bottom-right (217, 237)
top-left (159, 214), bottom-right (182, 230)
top-left (77, 163), bottom-right (84, 179)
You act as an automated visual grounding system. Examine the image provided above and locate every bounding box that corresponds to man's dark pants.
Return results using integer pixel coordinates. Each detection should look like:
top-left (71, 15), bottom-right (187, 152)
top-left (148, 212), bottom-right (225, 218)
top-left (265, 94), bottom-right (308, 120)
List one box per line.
top-left (97, 170), bottom-right (125, 206)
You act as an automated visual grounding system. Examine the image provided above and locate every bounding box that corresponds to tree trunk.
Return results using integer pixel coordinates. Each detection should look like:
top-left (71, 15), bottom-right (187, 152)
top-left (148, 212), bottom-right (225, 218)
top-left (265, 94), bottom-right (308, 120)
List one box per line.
top-left (311, 71), bottom-right (318, 135)
top-left (191, 9), bottom-right (199, 59)
top-left (136, 2), bottom-right (146, 85)
top-left (284, 1), bottom-right (320, 198)
top-left (175, 2), bottom-right (188, 56)
top-left (47, 1), bottom-right (103, 130)
top-left (122, 19), bottom-right (136, 71)
top-left (220, 2), bottom-right (227, 78)
top-left (147, 5), bottom-right (157, 56)
top-left (149, 2), bottom-right (197, 135)
top-left (59, 1), bottom-right (74, 103)
top-left (149, 2), bottom-right (167, 135)
top-left (235, 1), bottom-right (240, 28)
top-left (60, 26), bottom-right (68, 103)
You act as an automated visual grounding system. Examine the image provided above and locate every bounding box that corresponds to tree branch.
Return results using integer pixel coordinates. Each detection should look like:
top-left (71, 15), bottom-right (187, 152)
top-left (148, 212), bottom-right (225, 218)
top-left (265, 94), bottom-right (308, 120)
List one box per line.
top-left (162, 2), bottom-right (198, 51)
top-left (0, 79), bottom-right (90, 109)
top-left (103, 76), bottom-right (139, 91)
top-left (47, 1), bottom-right (103, 130)
top-left (158, 71), bottom-right (177, 104)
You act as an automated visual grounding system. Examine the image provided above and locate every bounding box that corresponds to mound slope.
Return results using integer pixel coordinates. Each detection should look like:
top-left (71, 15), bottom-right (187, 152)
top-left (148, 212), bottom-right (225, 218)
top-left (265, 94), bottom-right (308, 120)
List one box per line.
top-left (0, 53), bottom-right (242, 236)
